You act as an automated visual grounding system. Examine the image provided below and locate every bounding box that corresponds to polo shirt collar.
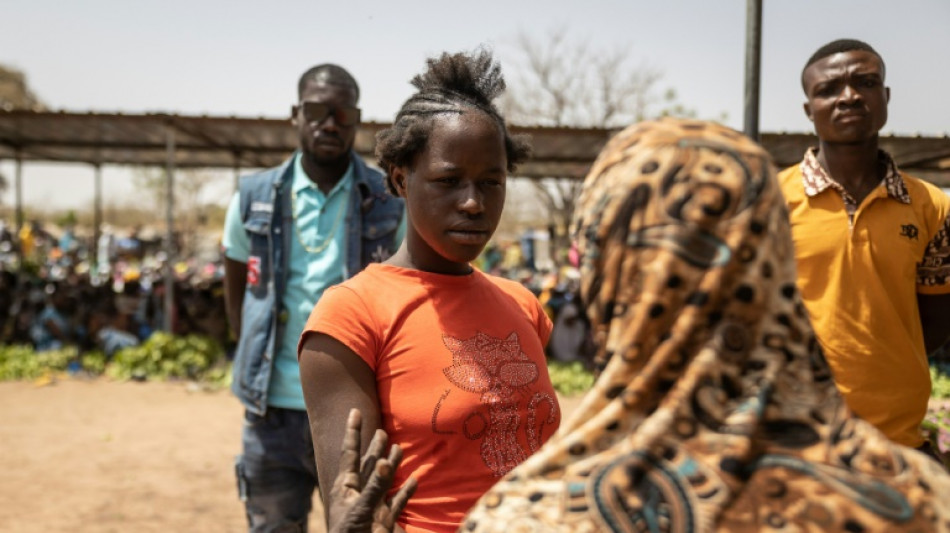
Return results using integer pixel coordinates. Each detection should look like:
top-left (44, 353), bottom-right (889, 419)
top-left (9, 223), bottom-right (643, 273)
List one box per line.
top-left (291, 151), bottom-right (354, 197)
top-left (800, 147), bottom-right (910, 204)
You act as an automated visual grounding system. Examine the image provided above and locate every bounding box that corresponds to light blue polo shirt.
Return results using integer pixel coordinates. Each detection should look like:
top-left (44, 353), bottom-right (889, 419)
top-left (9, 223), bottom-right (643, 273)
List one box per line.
top-left (222, 152), bottom-right (351, 410)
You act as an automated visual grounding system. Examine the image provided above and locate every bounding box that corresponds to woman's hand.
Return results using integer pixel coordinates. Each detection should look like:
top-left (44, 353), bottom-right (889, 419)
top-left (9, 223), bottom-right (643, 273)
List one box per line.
top-left (328, 409), bottom-right (416, 533)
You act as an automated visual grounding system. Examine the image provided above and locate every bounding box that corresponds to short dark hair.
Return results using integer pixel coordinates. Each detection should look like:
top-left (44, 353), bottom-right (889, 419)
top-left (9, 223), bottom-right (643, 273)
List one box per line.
top-left (374, 48), bottom-right (531, 195)
top-left (297, 64), bottom-right (360, 102)
top-left (801, 39), bottom-right (885, 93)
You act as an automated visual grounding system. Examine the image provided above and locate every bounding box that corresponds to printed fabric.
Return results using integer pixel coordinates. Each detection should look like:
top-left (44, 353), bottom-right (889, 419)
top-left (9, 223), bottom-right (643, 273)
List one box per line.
top-left (462, 118), bottom-right (950, 532)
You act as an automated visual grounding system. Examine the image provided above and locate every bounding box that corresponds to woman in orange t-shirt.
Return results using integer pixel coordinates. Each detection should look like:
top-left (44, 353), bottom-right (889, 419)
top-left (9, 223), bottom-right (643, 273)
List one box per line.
top-left (298, 49), bottom-right (560, 533)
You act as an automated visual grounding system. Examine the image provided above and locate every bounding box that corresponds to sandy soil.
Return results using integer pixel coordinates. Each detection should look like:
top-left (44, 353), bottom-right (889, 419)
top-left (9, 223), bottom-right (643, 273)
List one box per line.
top-left (0, 378), bottom-right (262, 533)
top-left (0, 377), bottom-right (582, 533)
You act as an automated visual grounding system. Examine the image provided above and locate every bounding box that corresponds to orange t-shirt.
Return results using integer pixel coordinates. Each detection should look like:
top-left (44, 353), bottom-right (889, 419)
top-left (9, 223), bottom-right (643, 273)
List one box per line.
top-left (303, 264), bottom-right (560, 533)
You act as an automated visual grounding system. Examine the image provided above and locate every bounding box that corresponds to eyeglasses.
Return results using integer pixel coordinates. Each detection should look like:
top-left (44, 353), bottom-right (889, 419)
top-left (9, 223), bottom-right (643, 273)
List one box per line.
top-left (297, 102), bottom-right (361, 127)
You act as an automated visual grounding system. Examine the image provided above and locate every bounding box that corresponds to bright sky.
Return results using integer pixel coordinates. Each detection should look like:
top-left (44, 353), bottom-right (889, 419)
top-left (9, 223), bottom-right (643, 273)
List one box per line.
top-left (1, 0), bottom-right (948, 210)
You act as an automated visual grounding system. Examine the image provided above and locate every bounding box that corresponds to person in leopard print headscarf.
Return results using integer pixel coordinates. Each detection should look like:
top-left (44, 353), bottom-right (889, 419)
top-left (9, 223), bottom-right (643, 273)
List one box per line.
top-left (459, 118), bottom-right (950, 532)
top-left (329, 118), bottom-right (950, 533)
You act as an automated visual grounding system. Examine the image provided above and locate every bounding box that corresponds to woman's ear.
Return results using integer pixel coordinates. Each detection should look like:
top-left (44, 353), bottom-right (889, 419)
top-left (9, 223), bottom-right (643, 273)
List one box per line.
top-left (391, 166), bottom-right (409, 198)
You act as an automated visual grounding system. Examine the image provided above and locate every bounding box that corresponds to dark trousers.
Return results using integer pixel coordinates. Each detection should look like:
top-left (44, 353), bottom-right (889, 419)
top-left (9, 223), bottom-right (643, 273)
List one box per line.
top-left (235, 407), bottom-right (318, 533)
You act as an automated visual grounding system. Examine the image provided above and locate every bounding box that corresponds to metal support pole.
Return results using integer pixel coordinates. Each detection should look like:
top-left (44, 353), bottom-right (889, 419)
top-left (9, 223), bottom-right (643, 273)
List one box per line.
top-left (92, 163), bottom-right (102, 273)
top-left (233, 151), bottom-right (241, 192)
top-left (14, 150), bottom-right (23, 236)
top-left (163, 124), bottom-right (176, 333)
top-left (743, 0), bottom-right (763, 142)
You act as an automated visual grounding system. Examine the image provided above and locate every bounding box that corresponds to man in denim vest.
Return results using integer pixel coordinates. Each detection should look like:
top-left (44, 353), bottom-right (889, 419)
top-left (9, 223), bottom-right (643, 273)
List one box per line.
top-left (222, 64), bottom-right (404, 532)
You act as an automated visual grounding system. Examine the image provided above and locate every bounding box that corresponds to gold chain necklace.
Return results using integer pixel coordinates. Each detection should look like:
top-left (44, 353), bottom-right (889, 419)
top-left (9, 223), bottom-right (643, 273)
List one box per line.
top-left (291, 187), bottom-right (347, 254)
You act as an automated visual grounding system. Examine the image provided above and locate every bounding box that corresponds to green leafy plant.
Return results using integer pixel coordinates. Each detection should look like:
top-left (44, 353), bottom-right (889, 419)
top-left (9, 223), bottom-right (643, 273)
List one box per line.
top-left (0, 344), bottom-right (76, 380)
top-left (931, 366), bottom-right (950, 398)
top-left (923, 367), bottom-right (950, 468)
top-left (546, 360), bottom-right (595, 397)
top-left (105, 332), bottom-right (226, 382)
top-left (80, 350), bottom-right (108, 375)
top-left (0, 333), bottom-right (230, 388)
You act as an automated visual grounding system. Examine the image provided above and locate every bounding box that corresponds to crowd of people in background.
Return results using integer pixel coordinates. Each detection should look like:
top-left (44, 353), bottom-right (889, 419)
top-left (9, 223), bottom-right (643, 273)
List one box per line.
top-left (0, 218), bottom-right (232, 361)
top-left (0, 215), bottom-right (593, 368)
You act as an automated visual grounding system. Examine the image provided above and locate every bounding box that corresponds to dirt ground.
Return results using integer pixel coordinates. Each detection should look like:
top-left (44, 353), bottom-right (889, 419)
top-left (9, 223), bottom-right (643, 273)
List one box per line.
top-left (0, 377), bottom-right (582, 533)
top-left (0, 378), bottom-right (263, 533)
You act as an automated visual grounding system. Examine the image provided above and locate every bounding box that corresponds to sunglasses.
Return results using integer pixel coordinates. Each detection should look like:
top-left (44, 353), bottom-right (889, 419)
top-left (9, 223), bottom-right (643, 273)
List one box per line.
top-left (297, 102), bottom-right (361, 126)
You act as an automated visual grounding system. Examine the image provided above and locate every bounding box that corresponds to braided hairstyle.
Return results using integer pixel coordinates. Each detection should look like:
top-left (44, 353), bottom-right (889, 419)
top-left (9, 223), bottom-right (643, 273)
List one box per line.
top-left (375, 48), bottom-right (531, 195)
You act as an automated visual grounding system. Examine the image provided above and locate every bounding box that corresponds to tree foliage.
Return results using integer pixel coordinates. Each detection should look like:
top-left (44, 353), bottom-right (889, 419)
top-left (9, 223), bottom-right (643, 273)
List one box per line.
top-left (500, 29), bottom-right (693, 129)
top-left (132, 167), bottom-right (222, 257)
top-left (0, 64), bottom-right (44, 111)
top-left (499, 29), bottom-right (698, 262)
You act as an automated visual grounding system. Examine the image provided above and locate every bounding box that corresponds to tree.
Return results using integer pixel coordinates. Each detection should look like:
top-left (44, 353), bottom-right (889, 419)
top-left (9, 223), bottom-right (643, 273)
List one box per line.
top-left (132, 167), bottom-right (222, 257)
top-left (499, 29), bottom-right (698, 265)
top-left (0, 64), bottom-right (44, 111)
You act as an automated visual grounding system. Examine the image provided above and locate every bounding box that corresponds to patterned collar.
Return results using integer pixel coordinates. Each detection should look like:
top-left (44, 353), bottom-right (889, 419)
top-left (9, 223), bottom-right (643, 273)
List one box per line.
top-left (799, 147), bottom-right (910, 204)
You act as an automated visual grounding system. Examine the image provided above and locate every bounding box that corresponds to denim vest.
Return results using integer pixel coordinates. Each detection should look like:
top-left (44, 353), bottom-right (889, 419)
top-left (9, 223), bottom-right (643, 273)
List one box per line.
top-left (231, 152), bottom-right (404, 415)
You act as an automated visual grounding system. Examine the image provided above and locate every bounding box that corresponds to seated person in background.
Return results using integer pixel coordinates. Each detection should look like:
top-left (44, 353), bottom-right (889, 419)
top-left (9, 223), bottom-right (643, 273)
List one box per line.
top-left (30, 283), bottom-right (75, 352)
top-left (116, 278), bottom-right (152, 341)
top-left (330, 118), bottom-right (950, 532)
top-left (298, 49), bottom-right (560, 533)
top-left (87, 301), bottom-right (139, 359)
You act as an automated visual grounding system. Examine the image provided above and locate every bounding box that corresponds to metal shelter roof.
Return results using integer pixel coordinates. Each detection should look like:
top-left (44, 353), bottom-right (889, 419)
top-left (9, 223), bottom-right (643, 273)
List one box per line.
top-left (1, 110), bottom-right (949, 185)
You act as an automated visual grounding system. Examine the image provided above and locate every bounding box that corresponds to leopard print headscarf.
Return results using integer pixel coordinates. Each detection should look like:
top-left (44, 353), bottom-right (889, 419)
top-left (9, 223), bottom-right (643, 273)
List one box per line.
top-left (463, 118), bottom-right (949, 532)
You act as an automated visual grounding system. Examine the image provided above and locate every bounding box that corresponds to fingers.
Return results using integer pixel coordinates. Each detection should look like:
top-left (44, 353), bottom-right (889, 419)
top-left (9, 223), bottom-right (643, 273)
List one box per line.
top-left (386, 438), bottom-right (403, 466)
top-left (339, 408), bottom-right (363, 490)
top-left (344, 408), bottom-right (362, 441)
top-left (385, 445), bottom-right (413, 524)
top-left (356, 457), bottom-right (398, 520)
top-left (328, 409), bottom-right (414, 533)
top-left (388, 475), bottom-right (417, 521)
top-left (360, 428), bottom-right (388, 487)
